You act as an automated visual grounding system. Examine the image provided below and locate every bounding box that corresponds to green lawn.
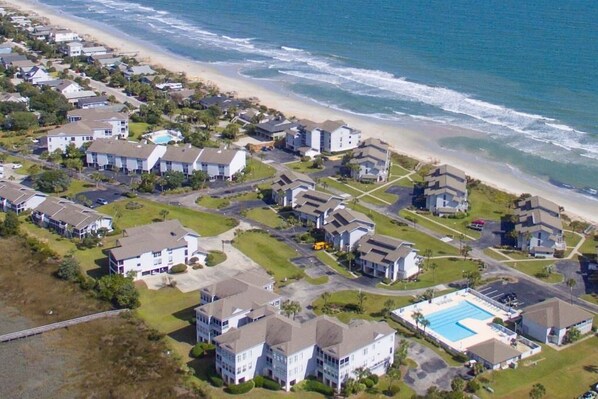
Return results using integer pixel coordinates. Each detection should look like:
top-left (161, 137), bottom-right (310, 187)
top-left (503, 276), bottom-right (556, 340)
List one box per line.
top-left (504, 260), bottom-right (563, 283)
top-left (98, 198), bottom-right (238, 236)
top-left (359, 195), bottom-right (389, 206)
top-left (580, 293), bottom-right (598, 305)
top-left (206, 250), bottom-right (227, 266)
top-left (350, 203), bottom-right (459, 256)
top-left (232, 230), bottom-right (303, 285)
top-left (389, 164), bottom-right (410, 178)
top-left (378, 258), bottom-right (479, 290)
top-left (396, 177), bottom-right (416, 188)
top-left (196, 196), bottom-right (230, 209)
top-left (399, 209), bottom-right (475, 239)
top-left (345, 179), bottom-right (379, 193)
top-left (578, 235), bottom-right (597, 257)
top-left (564, 231), bottom-right (583, 248)
top-left (244, 207), bottom-right (284, 228)
top-left (129, 122), bottom-right (152, 139)
top-left (3, 154), bottom-right (40, 175)
top-left (483, 248), bottom-right (511, 261)
top-left (319, 177), bottom-right (362, 197)
top-left (245, 158), bottom-right (276, 181)
top-left (497, 249), bottom-right (530, 260)
top-left (468, 183), bottom-right (515, 222)
top-left (367, 184), bottom-right (400, 204)
top-left (304, 275), bottom-right (329, 285)
top-left (286, 160), bottom-right (321, 174)
top-left (477, 337), bottom-right (598, 399)
top-left (314, 250), bottom-right (356, 279)
top-left (63, 179), bottom-right (95, 198)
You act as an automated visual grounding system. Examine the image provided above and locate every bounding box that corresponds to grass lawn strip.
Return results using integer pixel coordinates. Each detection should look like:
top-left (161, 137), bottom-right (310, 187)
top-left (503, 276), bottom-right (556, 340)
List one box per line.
top-left (378, 258), bottom-right (479, 290)
top-left (314, 251), bottom-right (356, 279)
top-left (245, 158), bottom-right (276, 181)
top-left (319, 177), bottom-right (362, 197)
top-left (504, 260), bottom-right (563, 283)
top-left (196, 196), bottom-right (230, 209)
top-left (98, 198), bottom-right (238, 236)
top-left (244, 207), bottom-right (284, 228)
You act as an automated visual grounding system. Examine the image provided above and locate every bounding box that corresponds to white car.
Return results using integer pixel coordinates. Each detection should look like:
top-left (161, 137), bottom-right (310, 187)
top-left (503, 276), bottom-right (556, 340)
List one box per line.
top-left (11, 163), bottom-right (22, 169)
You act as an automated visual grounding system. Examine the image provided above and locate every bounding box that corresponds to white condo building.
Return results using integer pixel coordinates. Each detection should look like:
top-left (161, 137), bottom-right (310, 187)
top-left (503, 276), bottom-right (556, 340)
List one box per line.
top-left (0, 180), bottom-right (47, 214)
top-left (357, 234), bottom-right (420, 281)
top-left (86, 140), bottom-right (167, 173)
top-left (160, 146), bottom-right (246, 181)
top-left (424, 164), bottom-right (468, 216)
top-left (323, 208), bottom-right (375, 251)
top-left (514, 196), bottom-right (565, 257)
top-left (271, 171), bottom-right (316, 208)
top-left (109, 219), bottom-right (206, 280)
top-left (286, 119), bottom-right (361, 156)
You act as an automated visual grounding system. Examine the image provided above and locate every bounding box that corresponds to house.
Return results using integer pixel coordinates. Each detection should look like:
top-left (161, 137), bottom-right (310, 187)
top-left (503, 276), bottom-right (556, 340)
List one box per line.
top-left (286, 119), bottom-right (361, 155)
top-left (61, 41), bottom-right (83, 57)
top-left (323, 208), bottom-right (375, 251)
top-left (520, 298), bottom-right (594, 345)
top-left (155, 82), bottom-right (183, 91)
top-left (20, 65), bottom-right (51, 84)
top-left (514, 196), bottom-right (565, 257)
top-left (0, 42), bottom-right (13, 55)
top-left (45, 121), bottom-right (111, 153)
top-left (49, 29), bottom-right (80, 43)
top-left (124, 65), bottom-right (156, 79)
top-left (293, 190), bottom-right (344, 228)
top-left (159, 145), bottom-right (202, 177)
top-left (88, 54), bottom-right (122, 67)
top-left (357, 234), bottom-right (420, 281)
top-left (214, 314), bottom-right (395, 391)
top-left (31, 196), bottom-right (112, 239)
top-left (349, 138), bottom-right (390, 182)
top-left (198, 95), bottom-right (243, 113)
top-left (86, 140), bottom-right (167, 173)
top-left (77, 95), bottom-right (109, 109)
top-left (40, 79), bottom-right (82, 95)
top-left (254, 117), bottom-right (298, 140)
top-left (196, 270), bottom-right (281, 343)
top-left (0, 53), bottom-right (28, 68)
top-left (0, 92), bottom-right (28, 106)
top-left (109, 219), bottom-right (207, 280)
top-left (237, 109), bottom-right (270, 126)
top-left (467, 339), bottom-right (522, 370)
top-left (63, 90), bottom-right (98, 104)
top-left (68, 108), bottom-right (129, 138)
top-left (0, 180), bottom-right (47, 214)
top-left (196, 147), bottom-right (246, 181)
top-left (271, 171), bottom-right (315, 207)
top-left (424, 164), bottom-right (468, 216)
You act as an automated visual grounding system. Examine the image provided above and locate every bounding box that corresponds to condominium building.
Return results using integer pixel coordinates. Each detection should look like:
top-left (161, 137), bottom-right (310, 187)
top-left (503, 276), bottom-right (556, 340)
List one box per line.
top-left (424, 164), bottom-right (468, 216)
top-left (514, 196), bottom-right (565, 257)
top-left (349, 138), bottom-right (390, 183)
top-left (293, 190), bottom-right (344, 228)
top-left (357, 234), bottom-right (420, 281)
top-left (0, 180), bottom-right (47, 214)
top-left (286, 119), bottom-right (361, 155)
top-left (271, 171), bottom-right (316, 207)
top-left (323, 208), bottom-right (375, 251)
top-left (86, 140), bottom-right (167, 173)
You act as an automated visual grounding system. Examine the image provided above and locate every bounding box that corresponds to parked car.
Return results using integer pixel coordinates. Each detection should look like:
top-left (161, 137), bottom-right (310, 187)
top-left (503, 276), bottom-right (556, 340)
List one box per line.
top-left (96, 198), bottom-right (108, 205)
top-left (11, 163), bottom-right (22, 169)
top-left (579, 391), bottom-right (597, 399)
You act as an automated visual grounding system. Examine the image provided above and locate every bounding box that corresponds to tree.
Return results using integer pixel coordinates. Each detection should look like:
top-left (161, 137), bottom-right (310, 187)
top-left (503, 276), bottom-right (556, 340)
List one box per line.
top-left (0, 211), bottom-right (20, 237)
top-left (96, 274), bottom-right (140, 309)
top-left (345, 251), bottom-right (355, 273)
top-left (138, 173), bottom-right (157, 193)
top-left (322, 291), bottom-right (331, 306)
top-left (162, 170), bottom-right (185, 190)
top-left (64, 157), bottom-right (83, 172)
top-left (386, 367), bottom-right (401, 396)
top-left (429, 262), bottom-right (438, 285)
top-left (90, 171), bottom-right (104, 188)
top-left (159, 209), bottom-right (170, 221)
top-left (189, 170), bottom-right (210, 189)
top-left (529, 383), bottom-right (546, 399)
top-left (5, 111), bottom-right (38, 131)
top-left (461, 244), bottom-right (472, 259)
top-left (564, 326), bottom-right (581, 344)
top-left (394, 339), bottom-right (409, 366)
top-left (383, 298), bottom-right (396, 318)
top-left (412, 310), bottom-right (423, 332)
top-left (357, 291), bottom-right (367, 314)
top-left (57, 256), bottom-right (82, 282)
top-left (33, 169), bottom-right (71, 193)
top-left (451, 376), bottom-right (465, 393)
top-left (64, 143), bottom-right (83, 159)
top-left (281, 300), bottom-right (301, 320)
top-left (472, 361), bottom-right (485, 376)
top-left (221, 123), bottom-right (240, 140)
top-left (422, 248), bottom-right (432, 269)
top-left (463, 269), bottom-right (481, 288)
top-left (565, 277), bottom-right (576, 304)
top-left (27, 164), bottom-right (42, 175)
top-left (420, 317), bottom-right (431, 335)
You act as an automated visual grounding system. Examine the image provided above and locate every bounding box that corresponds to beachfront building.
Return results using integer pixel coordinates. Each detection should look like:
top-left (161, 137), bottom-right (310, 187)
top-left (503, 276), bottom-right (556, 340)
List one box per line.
top-left (293, 190), bottom-right (344, 228)
top-left (424, 164), bottom-right (468, 216)
top-left (323, 208), bottom-right (375, 251)
top-left (86, 140), bottom-right (167, 173)
top-left (20, 65), bottom-right (51, 85)
top-left (286, 119), bottom-right (361, 156)
top-left (0, 92), bottom-right (28, 106)
top-left (196, 148), bottom-right (246, 181)
top-left (514, 196), bottom-right (565, 257)
top-left (60, 41), bottom-right (108, 57)
top-left (77, 95), bottom-right (109, 109)
top-left (39, 79), bottom-right (83, 95)
top-left (31, 196), bottom-right (112, 239)
top-left (356, 234), bottom-right (420, 281)
top-left (520, 298), bottom-right (594, 346)
top-left (124, 65), bottom-right (156, 79)
top-left (108, 219), bottom-right (206, 280)
top-left (196, 270), bottom-right (281, 343)
top-left (254, 117), bottom-right (298, 141)
top-left (271, 171), bottom-right (316, 207)
top-left (198, 95), bottom-right (244, 114)
top-left (0, 180), bottom-right (47, 214)
top-left (349, 138), bottom-right (390, 182)
top-left (49, 28), bottom-right (80, 43)
top-left (88, 54), bottom-right (122, 68)
top-left (213, 314), bottom-right (395, 391)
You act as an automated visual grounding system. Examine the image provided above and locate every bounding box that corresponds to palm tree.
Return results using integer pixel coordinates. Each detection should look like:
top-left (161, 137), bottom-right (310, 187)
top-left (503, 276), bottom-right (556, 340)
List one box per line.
top-left (422, 248), bottom-right (432, 270)
top-left (461, 244), bottom-right (472, 260)
top-left (281, 300), bottom-right (302, 320)
top-left (322, 291), bottom-right (331, 307)
top-left (353, 366), bottom-right (370, 382)
top-left (386, 367), bottom-right (402, 396)
top-left (357, 291), bottom-right (367, 314)
top-left (429, 262), bottom-right (438, 285)
top-left (565, 278), bottom-right (576, 304)
top-left (90, 171), bottom-right (103, 188)
top-left (412, 311), bottom-right (423, 332)
top-left (383, 298), bottom-right (396, 318)
top-left (529, 383), bottom-right (546, 399)
top-left (420, 317), bottom-right (430, 335)
top-left (159, 209), bottom-right (169, 221)
top-left (345, 251), bottom-right (356, 273)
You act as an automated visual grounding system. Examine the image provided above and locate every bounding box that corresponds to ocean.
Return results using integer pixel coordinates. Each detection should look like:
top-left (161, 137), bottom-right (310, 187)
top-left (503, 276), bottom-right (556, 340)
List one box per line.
top-left (37, 0), bottom-right (598, 193)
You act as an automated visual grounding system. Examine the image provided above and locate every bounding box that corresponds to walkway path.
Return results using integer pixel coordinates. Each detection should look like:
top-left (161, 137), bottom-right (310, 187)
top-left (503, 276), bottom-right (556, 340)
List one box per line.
top-left (0, 310), bottom-right (127, 343)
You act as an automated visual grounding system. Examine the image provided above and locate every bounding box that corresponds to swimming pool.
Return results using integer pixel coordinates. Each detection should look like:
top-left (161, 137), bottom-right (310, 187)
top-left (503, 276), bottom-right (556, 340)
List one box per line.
top-left (426, 301), bottom-right (493, 342)
top-left (151, 134), bottom-right (177, 144)
top-left (144, 130), bottom-right (183, 145)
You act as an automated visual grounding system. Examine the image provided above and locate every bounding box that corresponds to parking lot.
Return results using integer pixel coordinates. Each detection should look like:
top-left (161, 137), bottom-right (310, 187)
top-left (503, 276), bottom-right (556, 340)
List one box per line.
top-left (478, 278), bottom-right (551, 309)
top-left (76, 188), bottom-right (124, 208)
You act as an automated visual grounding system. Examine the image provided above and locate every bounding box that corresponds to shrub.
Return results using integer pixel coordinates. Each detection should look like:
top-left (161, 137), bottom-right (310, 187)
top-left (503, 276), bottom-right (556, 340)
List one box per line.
top-left (190, 344), bottom-right (204, 358)
top-left (262, 377), bottom-right (282, 391)
top-left (209, 375), bottom-right (224, 387)
top-left (169, 264), bottom-right (187, 274)
top-left (253, 375), bottom-right (264, 388)
top-left (362, 378), bottom-right (375, 388)
top-left (492, 317), bottom-right (505, 326)
top-left (125, 201), bottom-right (143, 210)
top-left (369, 374), bottom-right (379, 384)
top-left (385, 384), bottom-right (400, 396)
top-left (304, 379), bottom-right (334, 396)
top-left (225, 380), bottom-right (254, 395)
top-left (124, 191), bottom-right (137, 198)
top-left (453, 353), bottom-right (468, 363)
top-left (466, 379), bottom-right (480, 393)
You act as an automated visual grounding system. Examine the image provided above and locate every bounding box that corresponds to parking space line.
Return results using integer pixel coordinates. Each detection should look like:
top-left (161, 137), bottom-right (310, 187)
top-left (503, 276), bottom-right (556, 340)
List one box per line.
top-left (484, 290), bottom-right (498, 296)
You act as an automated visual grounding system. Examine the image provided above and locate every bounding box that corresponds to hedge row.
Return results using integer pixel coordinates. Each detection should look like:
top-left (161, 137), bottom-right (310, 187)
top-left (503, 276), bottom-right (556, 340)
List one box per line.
top-left (225, 380), bottom-right (255, 395)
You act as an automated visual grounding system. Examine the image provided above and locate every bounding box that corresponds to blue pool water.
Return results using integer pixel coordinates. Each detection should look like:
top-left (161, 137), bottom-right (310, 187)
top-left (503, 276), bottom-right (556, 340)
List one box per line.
top-left (426, 301), bottom-right (493, 342)
top-left (150, 135), bottom-right (175, 144)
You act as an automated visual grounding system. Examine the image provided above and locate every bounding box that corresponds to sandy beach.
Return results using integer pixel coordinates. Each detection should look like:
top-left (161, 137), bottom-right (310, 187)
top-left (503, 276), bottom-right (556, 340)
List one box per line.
top-left (3, 0), bottom-right (597, 223)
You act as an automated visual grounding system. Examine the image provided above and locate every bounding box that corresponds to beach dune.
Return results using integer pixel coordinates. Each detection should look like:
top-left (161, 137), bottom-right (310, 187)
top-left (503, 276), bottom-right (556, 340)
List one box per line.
top-left (3, 0), bottom-right (597, 223)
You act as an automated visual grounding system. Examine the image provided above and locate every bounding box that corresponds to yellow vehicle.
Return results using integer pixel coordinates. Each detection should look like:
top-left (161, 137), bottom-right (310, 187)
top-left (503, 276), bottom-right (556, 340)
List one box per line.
top-left (312, 241), bottom-right (331, 250)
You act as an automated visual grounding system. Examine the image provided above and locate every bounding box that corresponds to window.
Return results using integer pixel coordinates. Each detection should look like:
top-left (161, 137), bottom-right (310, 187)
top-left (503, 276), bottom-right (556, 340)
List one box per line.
top-left (152, 251), bottom-right (161, 257)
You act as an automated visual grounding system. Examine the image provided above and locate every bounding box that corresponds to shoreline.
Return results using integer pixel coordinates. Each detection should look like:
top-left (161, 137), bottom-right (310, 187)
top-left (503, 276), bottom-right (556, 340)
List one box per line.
top-left (3, 0), bottom-right (597, 223)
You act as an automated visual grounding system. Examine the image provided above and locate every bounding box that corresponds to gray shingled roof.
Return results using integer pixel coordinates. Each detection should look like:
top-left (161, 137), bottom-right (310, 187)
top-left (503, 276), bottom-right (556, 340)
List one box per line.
top-left (161, 145), bottom-right (202, 164)
top-left (198, 148), bottom-right (241, 165)
top-left (517, 195), bottom-right (560, 215)
top-left (294, 190), bottom-right (344, 217)
top-left (271, 171), bottom-right (315, 193)
top-left (86, 139), bottom-right (162, 159)
top-left (68, 108), bottom-right (128, 121)
top-left (34, 196), bottom-right (110, 229)
top-left (323, 208), bottom-right (374, 236)
top-left (357, 233), bottom-right (415, 267)
top-left (0, 180), bottom-right (46, 204)
top-left (468, 339), bottom-right (521, 365)
top-left (522, 298), bottom-right (594, 329)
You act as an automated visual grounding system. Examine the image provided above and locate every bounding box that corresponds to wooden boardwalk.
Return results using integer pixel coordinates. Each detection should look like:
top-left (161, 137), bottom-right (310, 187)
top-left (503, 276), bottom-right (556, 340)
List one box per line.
top-left (0, 309), bottom-right (127, 343)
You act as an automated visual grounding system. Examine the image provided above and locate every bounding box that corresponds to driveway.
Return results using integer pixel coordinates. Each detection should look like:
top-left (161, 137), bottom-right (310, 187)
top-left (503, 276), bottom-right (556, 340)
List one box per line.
top-left (555, 259), bottom-right (597, 298)
top-left (472, 220), bottom-right (503, 249)
top-left (386, 185), bottom-right (416, 213)
top-left (403, 342), bottom-right (465, 395)
top-left (77, 187), bottom-right (124, 207)
top-left (478, 278), bottom-right (551, 309)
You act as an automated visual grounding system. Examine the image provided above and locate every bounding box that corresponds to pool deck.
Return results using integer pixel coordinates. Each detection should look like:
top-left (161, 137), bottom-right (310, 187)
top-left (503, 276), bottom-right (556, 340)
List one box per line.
top-left (392, 290), bottom-right (520, 353)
